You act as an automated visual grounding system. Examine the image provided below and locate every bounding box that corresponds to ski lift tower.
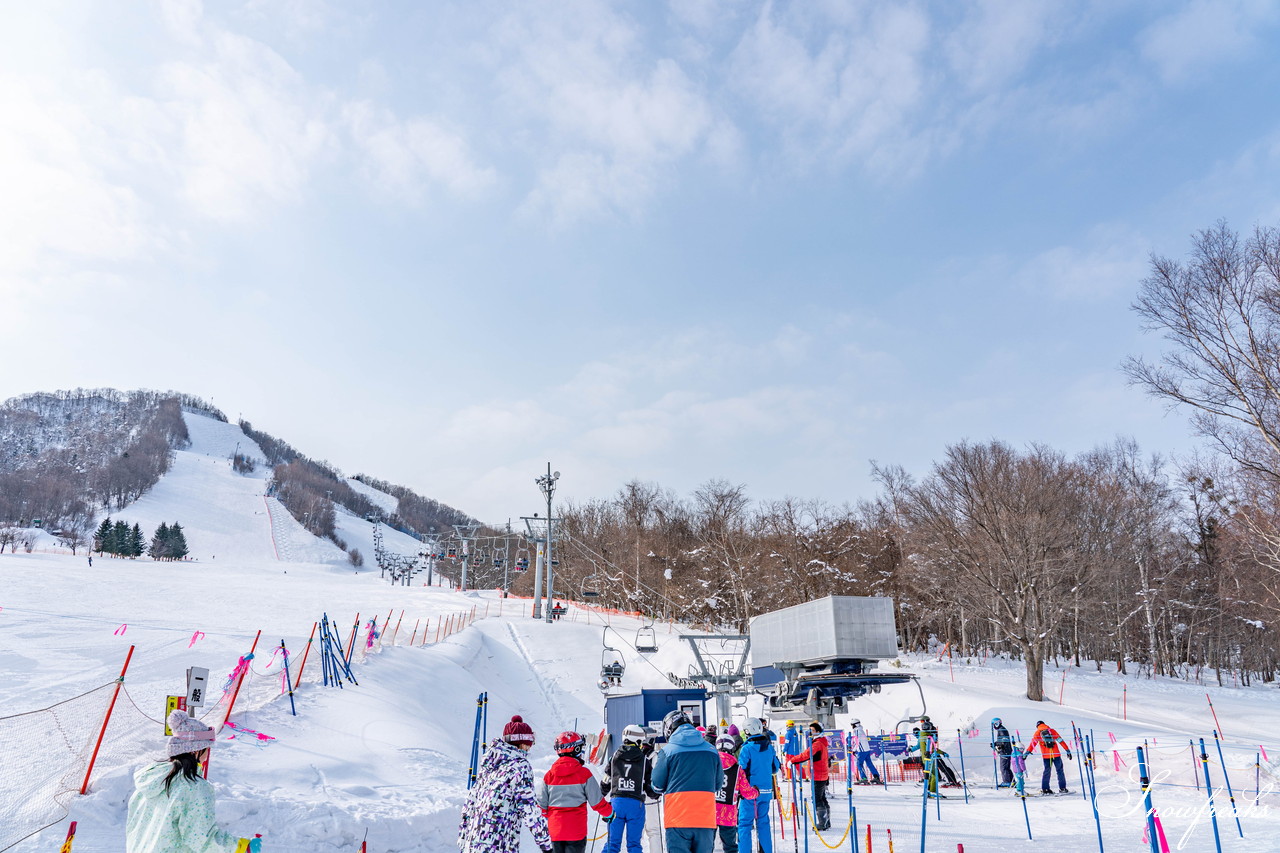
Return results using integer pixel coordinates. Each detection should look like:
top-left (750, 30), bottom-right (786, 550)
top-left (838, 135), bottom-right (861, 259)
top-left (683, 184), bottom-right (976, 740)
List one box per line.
top-left (535, 465), bottom-right (560, 624)
top-left (522, 514), bottom-right (560, 620)
top-left (453, 522), bottom-right (482, 591)
top-left (680, 634), bottom-right (752, 724)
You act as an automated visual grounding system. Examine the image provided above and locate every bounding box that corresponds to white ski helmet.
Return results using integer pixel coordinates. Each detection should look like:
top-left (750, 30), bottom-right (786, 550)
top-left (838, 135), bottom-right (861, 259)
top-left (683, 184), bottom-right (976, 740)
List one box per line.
top-left (623, 724), bottom-right (647, 744)
top-left (743, 718), bottom-right (765, 737)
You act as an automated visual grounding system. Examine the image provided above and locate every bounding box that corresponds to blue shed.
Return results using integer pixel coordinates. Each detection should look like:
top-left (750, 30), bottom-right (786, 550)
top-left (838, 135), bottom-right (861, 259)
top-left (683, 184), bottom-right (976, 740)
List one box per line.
top-left (604, 688), bottom-right (709, 752)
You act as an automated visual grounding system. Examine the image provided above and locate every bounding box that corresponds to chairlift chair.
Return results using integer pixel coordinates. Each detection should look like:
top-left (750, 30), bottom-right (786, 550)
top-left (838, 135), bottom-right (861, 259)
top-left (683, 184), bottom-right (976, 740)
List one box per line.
top-left (515, 550), bottom-right (530, 572)
top-left (580, 572), bottom-right (600, 599)
top-left (601, 644), bottom-right (625, 685)
top-left (635, 621), bottom-right (658, 653)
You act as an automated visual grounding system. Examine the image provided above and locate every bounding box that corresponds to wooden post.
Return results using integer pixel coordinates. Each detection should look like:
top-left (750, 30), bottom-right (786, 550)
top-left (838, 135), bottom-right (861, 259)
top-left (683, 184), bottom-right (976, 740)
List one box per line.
top-left (80, 646), bottom-right (134, 794)
top-left (293, 622), bottom-right (317, 691)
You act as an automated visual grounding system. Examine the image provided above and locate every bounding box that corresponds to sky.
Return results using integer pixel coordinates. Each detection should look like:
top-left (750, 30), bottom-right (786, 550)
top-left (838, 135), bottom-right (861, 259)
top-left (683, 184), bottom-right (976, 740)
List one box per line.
top-left (3, 0), bottom-right (1280, 525)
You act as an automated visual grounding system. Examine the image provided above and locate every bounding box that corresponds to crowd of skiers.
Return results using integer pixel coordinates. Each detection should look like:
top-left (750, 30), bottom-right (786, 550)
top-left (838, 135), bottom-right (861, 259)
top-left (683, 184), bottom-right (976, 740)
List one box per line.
top-left (990, 717), bottom-right (1074, 797)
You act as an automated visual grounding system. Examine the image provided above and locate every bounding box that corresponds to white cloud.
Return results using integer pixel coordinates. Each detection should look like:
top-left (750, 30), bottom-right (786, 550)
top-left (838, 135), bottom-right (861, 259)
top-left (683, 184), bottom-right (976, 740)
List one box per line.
top-left (1017, 227), bottom-right (1150, 302)
top-left (1140, 0), bottom-right (1280, 83)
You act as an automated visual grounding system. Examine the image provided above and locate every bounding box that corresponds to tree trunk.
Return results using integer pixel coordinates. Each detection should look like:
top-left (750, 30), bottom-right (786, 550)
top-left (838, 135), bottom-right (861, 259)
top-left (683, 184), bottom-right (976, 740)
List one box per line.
top-left (1023, 644), bottom-right (1045, 701)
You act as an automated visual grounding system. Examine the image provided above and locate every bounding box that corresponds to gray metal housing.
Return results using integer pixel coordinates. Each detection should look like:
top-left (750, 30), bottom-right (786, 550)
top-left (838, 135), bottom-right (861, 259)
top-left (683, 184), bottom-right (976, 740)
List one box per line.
top-left (749, 595), bottom-right (899, 667)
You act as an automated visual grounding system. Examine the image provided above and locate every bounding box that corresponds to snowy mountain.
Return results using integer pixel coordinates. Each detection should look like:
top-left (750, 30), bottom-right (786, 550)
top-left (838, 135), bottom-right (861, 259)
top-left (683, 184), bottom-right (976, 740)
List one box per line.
top-left (2, 409), bottom-right (1279, 852)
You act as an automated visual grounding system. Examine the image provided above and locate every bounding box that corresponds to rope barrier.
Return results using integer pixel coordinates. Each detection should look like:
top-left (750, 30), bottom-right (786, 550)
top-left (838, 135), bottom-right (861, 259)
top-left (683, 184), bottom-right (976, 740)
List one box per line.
top-left (807, 812), bottom-right (854, 849)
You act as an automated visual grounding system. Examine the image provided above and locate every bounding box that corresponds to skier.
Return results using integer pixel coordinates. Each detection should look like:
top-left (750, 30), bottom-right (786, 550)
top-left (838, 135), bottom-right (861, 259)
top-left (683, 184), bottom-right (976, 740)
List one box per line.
top-left (725, 723), bottom-right (743, 753)
top-left (126, 709), bottom-right (262, 853)
top-left (916, 718), bottom-right (960, 787)
top-left (652, 709), bottom-right (723, 853)
top-left (990, 717), bottom-right (1014, 787)
top-left (736, 717), bottom-right (781, 853)
top-left (714, 733), bottom-right (754, 853)
top-left (538, 731), bottom-right (612, 853)
top-left (849, 720), bottom-right (881, 785)
top-left (1010, 744), bottom-right (1029, 798)
top-left (1024, 721), bottom-right (1072, 795)
top-left (602, 725), bottom-right (657, 853)
top-left (786, 722), bottom-right (831, 830)
top-left (458, 715), bottom-right (553, 853)
top-left (781, 720), bottom-right (803, 780)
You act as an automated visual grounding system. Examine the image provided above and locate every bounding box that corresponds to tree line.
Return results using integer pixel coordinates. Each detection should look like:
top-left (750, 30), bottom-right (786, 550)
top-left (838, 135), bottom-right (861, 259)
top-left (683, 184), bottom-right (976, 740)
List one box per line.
top-left (501, 222), bottom-right (1280, 701)
top-left (93, 517), bottom-right (189, 560)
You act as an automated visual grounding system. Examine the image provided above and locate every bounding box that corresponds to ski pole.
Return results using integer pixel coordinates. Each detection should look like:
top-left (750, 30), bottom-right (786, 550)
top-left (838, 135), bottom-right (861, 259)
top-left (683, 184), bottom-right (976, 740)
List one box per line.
top-left (1197, 739), bottom-right (1224, 853)
top-left (1211, 731), bottom-right (1244, 837)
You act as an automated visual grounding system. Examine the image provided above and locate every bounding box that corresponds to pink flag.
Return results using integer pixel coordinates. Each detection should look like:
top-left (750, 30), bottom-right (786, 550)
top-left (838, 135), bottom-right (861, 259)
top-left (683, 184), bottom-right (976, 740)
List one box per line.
top-left (114, 624), bottom-right (128, 635)
top-left (189, 630), bottom-right (205, 648)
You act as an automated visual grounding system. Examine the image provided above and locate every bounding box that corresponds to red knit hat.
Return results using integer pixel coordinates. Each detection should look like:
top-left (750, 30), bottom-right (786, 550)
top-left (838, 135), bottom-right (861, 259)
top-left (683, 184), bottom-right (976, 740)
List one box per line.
top-left (503, 715), bottom-right (535, 745)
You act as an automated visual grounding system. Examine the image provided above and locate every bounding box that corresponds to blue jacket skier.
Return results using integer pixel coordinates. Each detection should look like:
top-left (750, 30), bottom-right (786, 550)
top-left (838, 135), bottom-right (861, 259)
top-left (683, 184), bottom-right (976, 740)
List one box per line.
top-left (736, 719), bottom-right (781, 853)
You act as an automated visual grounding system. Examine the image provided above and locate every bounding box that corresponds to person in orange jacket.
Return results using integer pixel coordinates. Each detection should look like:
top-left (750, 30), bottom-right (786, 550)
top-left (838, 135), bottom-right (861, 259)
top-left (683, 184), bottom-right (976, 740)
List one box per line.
top-left (1024, 721), bottom-right (1072, 795)
top-left (786, 722), bottom-right (831, 830)
top-left (538, 731), bottom-right (612, 852)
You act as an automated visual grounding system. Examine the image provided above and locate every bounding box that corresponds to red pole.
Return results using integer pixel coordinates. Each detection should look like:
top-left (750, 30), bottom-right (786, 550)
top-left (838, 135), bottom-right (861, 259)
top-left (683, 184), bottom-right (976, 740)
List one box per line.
top-left (80, 645), bottom-right (134, 794)
top-left (392, 610), bottom-right (404, 645)
top-left (1059, 669), bottom-right (1067, 705)
top-left (409, 618), bottom-right (420, 646)
top-left (435, 620), bottom-right (441, 643)
top-left (293, 622), bottom-right (317, 691)
top-left (345, 613), bottom-right (360, 662)
top-left (222, 631), bottom-right (262, 729)
top-left (58, 820), bottom-right (77, 853)
top-left (1206, 693), bottom-right (1225, 737)
top-left (1123, 683), bottom-right (1127, 720)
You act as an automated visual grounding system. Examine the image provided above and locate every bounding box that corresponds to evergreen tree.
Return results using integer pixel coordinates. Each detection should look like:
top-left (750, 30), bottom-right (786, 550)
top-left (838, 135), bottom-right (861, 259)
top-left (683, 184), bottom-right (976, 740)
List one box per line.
top-left (168, 522), bottom-right (189, 560)
top-left (149, 522), bottom-right (170, 559)
top-left (130, 523), bottom-right (145, 558)
top-left (111, 520), bottom-right (129, 556)
top-left (94, 517), bottom-right (112, 555)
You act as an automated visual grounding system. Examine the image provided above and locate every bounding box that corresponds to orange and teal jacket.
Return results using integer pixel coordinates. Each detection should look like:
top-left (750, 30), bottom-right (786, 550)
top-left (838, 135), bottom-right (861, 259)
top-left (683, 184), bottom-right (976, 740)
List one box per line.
top-left (652, 725), bottom-right (724, 828)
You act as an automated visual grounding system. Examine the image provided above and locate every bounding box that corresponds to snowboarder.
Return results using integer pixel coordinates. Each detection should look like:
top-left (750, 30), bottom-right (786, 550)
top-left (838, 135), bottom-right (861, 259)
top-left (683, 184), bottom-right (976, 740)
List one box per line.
top-left (538, 731), bottom-right (612, 853)
top-left (786, 722), bottom-right (831, 830)
top-left (1024, 721), bottom-right (1072, 795)
top-left (850, 720), bottom-right (881, 785)
top-left (736, 717), bottom-right (781, 853)
top-left (714, 733), bottom-right (754, 853)
top-left (602, 725), bottom-right (657, 853)
top-left (652, 709), bottom-right (723, 853)
top-left (990, 717), bottom-right (1014, 787)
top-left (459, 716), bottom-right (553, 852)
top-left (126, 709), bottom-right (262, 853)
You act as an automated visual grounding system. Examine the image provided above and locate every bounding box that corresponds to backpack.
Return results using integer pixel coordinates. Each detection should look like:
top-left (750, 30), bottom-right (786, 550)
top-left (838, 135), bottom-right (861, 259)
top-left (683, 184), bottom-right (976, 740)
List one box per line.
top-left (1040, 729), bottom-right (1056, 750)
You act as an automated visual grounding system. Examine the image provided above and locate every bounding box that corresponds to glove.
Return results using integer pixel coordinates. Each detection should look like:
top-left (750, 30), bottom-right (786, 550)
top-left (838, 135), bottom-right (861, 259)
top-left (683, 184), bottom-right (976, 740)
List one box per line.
top-left (603, 813), bottom-right (614, 824)
top-left (1066, 753), bottom-right (1074, 761)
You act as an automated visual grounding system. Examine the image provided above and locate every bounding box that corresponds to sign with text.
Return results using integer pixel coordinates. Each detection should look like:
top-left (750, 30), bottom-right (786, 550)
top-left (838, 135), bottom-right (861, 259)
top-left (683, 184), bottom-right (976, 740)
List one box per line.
top-left (186, 666), bottom-right (210, 709)
top-left (164, 696), bottom-right (188, 735)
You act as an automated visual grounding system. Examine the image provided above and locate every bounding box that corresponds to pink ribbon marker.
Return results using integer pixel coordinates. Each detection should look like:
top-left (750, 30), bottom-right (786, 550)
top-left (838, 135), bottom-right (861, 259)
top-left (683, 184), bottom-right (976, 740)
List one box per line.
top-left (189, 630), bottom-right (206, 648)
top-left (1262, 745), bottom-right (1269, 762)
top-left (114, 624), bottom-right (128, 636)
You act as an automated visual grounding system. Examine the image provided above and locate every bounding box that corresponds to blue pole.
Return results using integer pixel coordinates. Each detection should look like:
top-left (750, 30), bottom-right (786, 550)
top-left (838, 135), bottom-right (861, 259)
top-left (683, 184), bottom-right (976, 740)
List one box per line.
top-left (1015, 737), bottom-right (1032, 840)
top-left (1197, 739), bottom-right (1224, 853)
top-left (806, 730), bottom-right (816, 853)
top-left (845, 731), bottom-right (857, 853)
top-left (1135, 746), bottom-right (1160, 853)
top-left (1084, 735), bottom-right (1104, 853)
top-left (1255, 752), bottom-right (1261, 809)
top-left (919, 743), bottom-right (930, 853)
top-left (481, 692), bottom-right (489, 756)
top-left (281, 640), bottom-right (296, 716)
top-left (991, 722), bottom-right (999, 789)
top-left (932, 737), bottom-right (941, 821)
top-left (467, 693), bottom-right (483, 789)
top-left (1211, 731), bottom-right (1244, 837)
top-left (955, 728), bottom-right (970, 803)
top-left (1071, 722), bottom-right (1087, 799)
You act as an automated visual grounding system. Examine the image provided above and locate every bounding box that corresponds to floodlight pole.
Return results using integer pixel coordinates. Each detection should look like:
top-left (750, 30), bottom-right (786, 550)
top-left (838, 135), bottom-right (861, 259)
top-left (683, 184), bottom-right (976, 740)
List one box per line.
top-left (536, 464), bottom-right (560, 624)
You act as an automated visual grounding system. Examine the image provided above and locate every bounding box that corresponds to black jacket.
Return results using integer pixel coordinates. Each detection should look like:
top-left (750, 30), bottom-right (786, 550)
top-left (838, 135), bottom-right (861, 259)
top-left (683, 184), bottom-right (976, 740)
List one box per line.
top-left (603, 743), bottom-right (658, 801)
top-left (991, 724), bottom-right (1013, 756)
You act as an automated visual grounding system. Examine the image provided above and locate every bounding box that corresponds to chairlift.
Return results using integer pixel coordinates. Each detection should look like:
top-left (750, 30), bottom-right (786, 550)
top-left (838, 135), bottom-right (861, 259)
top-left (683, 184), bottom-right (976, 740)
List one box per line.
top-left (493, 556), bottom-right (504, 567)
top-left (514, 551), bottom-right (530, 572)
top-left (635, 621), bottom-right (658, 653)
top-left (580, 571), bottom-right (600, 599)
top-left (447, 547), bottom-right (458, 559)
top-left (601, 644), bottom-right (625, 685)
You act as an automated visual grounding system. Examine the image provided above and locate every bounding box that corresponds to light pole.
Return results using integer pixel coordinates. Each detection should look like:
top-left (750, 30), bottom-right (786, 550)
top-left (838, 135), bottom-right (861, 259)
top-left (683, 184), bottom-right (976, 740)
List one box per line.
top-left (522, 516), bottom-right (548, 619)
top-left (536, 465), bottom-right (560, 624)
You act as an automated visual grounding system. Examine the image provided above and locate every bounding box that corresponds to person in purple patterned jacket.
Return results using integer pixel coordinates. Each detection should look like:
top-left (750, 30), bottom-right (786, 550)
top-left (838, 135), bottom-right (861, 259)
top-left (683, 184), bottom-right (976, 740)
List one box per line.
top-left (458, 715), bottom-right (553, 853)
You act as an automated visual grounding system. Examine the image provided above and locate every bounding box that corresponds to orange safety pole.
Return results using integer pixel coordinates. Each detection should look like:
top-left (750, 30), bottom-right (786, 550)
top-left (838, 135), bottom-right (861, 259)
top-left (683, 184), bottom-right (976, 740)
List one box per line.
top-left (384, 608), bottom-right (394, 638)
top-left (435, 620), bottom-right (441, 643)
top-left (80, 646), bottom-right (134, 794)
top-left (409, 618), bottom-right (420, 646)
top-left (345, 614), bottom-right (360, 662)
top-left (391, 610), bottom-right (404, 645)
top-left (292, 622), bottom-right (318, 691)
top-left (222, 630), bottom-right (262, 729)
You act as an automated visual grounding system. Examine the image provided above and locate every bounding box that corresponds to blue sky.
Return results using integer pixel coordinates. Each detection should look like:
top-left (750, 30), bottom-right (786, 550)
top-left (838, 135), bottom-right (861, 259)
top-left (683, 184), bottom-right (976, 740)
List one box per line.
top-left (4, 0), bottom-right (1280, 523)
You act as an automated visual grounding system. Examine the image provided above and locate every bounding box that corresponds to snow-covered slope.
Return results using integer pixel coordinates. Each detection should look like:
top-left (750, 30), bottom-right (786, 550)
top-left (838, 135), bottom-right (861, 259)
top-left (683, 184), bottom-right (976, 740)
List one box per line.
top-left (3, 411), bottom-right (1279, 852)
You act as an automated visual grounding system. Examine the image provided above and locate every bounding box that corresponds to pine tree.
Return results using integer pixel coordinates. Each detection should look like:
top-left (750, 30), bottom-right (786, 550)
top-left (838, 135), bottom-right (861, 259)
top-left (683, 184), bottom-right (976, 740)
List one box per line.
top-left (150, 522), bottom-right (170, 559)
top-left (94, 517), bottom-right (112, 555)
top-left (130, 523), bottom-right (145, 558)
top-left (168, 522), bottom-right (189, 560)
top-left (110, 520), bottom-right (129, 556)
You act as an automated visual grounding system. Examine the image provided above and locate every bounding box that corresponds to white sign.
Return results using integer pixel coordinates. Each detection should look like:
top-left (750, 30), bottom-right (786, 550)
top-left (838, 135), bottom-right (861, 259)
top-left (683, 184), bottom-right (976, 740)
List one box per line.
top-left (186, 667), bottom-right (210, 708)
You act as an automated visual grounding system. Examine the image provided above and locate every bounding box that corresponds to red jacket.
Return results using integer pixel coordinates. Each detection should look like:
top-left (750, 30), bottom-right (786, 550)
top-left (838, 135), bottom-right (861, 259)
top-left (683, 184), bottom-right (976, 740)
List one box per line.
top-left (787, 734), bottom-right (829, 782)
top-left (1026, 725), bottom-right (1070, 760)
top-left (537, 756), bottom-right (612, 841)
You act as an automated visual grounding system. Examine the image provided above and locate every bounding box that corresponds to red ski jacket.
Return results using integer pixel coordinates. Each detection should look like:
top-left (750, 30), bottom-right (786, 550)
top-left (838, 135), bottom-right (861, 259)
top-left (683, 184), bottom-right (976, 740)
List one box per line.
top-left (1026, 725), bottom-right (1071, 760)
top-left (537, 756), bottom-right (612, 841)
top-left (787, 734), bottom-right (829, 782)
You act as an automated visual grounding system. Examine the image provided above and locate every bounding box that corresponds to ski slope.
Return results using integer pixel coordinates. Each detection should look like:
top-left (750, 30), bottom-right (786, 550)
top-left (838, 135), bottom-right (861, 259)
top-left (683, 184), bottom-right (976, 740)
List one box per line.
top-left (2, 412), bottom-right (1279, 851)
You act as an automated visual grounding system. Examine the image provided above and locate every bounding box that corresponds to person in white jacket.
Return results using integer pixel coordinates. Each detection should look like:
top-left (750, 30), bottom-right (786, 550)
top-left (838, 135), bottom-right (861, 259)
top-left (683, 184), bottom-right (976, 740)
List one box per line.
top-left (125, 710), bottom-right (261, 853)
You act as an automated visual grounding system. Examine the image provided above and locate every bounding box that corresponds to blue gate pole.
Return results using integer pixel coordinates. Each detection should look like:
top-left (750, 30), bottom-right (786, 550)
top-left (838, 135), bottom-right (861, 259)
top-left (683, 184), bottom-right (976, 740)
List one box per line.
top-left (1071, 722), bottom-right (1088, 799)
top-left (280, 640), bottom-right (296, 716)
top-left (918, 745), bottom-right (931, 853)
top-left (1135, 746), bottom-right (1160, 853)
top-left (845, 731), bottom-right (857, 853)
top-left (1211, 731), bottom-right (1244, 837)
top-left (1084, 735), bottom-right (1105, 853)
top-left (1197, 739), bottom-right (1224, 853)
top-left (955, 729), bottom-right (970, 803)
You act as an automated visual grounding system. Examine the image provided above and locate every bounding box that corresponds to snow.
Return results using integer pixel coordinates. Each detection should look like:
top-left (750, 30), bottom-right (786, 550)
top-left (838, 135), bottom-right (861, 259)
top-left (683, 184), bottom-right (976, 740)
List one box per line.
top-left (2, 412), bottom-right (1280, 851)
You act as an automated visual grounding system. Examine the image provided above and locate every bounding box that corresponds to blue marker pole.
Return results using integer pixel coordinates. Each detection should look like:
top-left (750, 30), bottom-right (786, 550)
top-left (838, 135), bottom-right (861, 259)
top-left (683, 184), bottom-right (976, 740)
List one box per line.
top-left (955, 729), bottom-right (970, 804)
top-left (1211, 731), bottom-right (1244, 837)
top-left (919, 746), bottom-right (931, 853)
top-left (1135, 746), bottom-right (1160, 853)
top-left (1071, 721), bottom-right (1088, 800)
top-left (845, 731), bottom-right (858, 853)
top-left (1084, 735), bottom-right (1105, 853)
top-left (280, 640), bottom-right (296, 716)
top-left (1197, 738), bottom-right (1224, 853)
